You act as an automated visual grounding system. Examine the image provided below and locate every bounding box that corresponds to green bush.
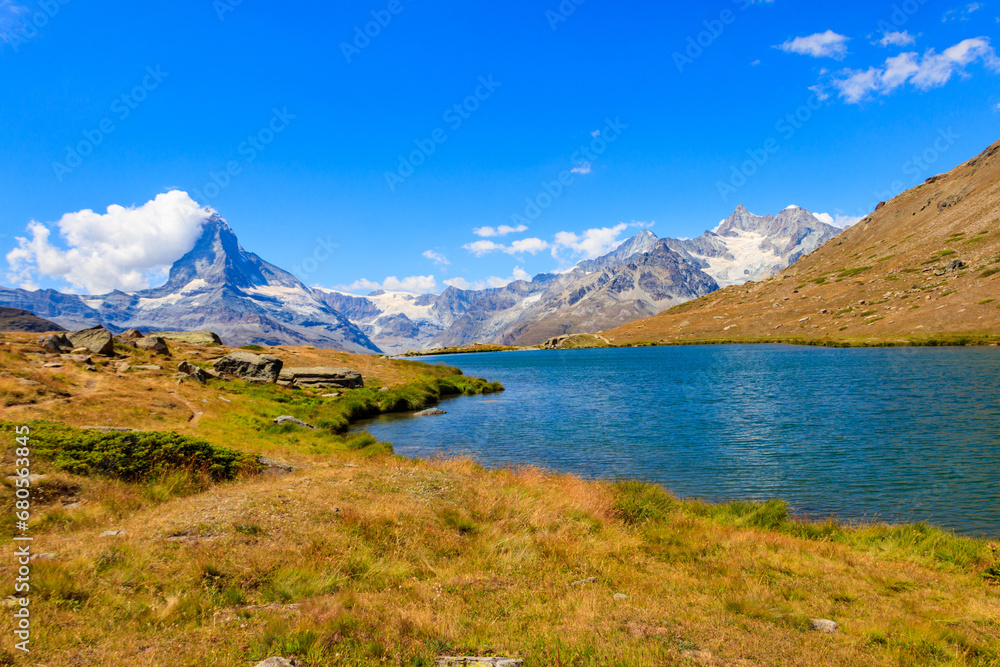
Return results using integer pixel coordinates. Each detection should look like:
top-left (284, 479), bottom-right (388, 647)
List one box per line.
top-left (5, 421), bottom-right (259, 482)
top-left (612, 481), bottom-right (676, 525)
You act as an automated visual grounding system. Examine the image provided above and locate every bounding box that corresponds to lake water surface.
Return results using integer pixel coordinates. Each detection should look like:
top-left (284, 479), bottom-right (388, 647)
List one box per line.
top-left (358, 345), bottom-right (1000, 537)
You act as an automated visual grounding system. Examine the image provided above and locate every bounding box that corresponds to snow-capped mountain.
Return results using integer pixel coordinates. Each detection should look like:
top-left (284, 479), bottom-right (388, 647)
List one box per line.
top-left (666, 205), bottom-right (842, 287)
top-left (0, 204), bottom-right (842, 354)
top-left (0, 213), bottom-right (381, 353)
top-left (324, 205), bottom-right (842, 353)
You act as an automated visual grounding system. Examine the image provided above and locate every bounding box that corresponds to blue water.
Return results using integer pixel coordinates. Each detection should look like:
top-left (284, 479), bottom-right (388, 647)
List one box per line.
top-left (357, 346), bottom-right (1000, 537)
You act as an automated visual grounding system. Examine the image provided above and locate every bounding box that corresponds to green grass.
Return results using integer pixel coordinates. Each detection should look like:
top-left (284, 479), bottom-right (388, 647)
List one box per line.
top-left (239, 344), bottom-right (265, 351)
top-left (2, 420), bottom-right (260, 482)
top-left (837, 266), bottom-right (872, 278)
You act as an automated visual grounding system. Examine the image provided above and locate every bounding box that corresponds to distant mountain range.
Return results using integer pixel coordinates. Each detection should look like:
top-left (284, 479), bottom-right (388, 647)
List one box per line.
top-left (317, 205), bottom-right (842, 353)
top-left (0, 204), bottom-right (842, 353)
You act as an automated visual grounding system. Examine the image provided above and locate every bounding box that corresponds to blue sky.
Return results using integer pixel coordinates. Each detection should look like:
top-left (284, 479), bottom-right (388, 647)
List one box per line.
top-left (1, 0), bottom-right (998, 295)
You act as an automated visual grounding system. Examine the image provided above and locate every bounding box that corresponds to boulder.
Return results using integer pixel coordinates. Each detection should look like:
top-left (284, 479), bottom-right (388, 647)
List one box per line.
top-left (254, 659), bottom-right (300, 667)
top-left (135, 336), bottom-right (170, 355)
top-left (276, 367), bottom-right (363, 389)
top-left (177, 360), bottom-right (210, 384)
top-left (150, 330), bottom-right (223, 346)
top-left (273, 416), bottom-right (316, 430)
top-left (414, 408), bottom-right (446, 417)
top-left (809, 618), bottom-right (839, 633)
top-left (66, 326), bottom-right (114, 356)
top-left (213, 351), bottom-right (283, 383)
top-left (120, 328), bottom-right (144, 339)
top-left (37, 333), bottom-right (73, 354)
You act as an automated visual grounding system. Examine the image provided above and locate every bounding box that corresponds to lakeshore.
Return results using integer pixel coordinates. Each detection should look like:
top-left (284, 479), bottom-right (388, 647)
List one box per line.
top-left (0, 333), bottom-right (998, 665)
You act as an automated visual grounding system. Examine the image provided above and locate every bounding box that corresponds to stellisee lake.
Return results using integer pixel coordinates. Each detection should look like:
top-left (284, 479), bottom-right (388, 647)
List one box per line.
top-left (357, 345), bottom-right (1000, 537)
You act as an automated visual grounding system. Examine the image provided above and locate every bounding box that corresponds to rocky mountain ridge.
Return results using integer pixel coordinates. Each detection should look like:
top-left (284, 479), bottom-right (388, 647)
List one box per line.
top-left (322, 205), bottom-right (842, 353)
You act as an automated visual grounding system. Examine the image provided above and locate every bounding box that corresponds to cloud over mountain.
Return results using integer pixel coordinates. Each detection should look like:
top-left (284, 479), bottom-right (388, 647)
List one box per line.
top-left (5, 190), bottom-right (211, 293)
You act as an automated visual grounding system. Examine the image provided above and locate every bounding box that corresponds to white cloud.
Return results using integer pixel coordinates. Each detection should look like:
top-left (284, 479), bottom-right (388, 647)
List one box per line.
top-left (877, 30), bottom-right (917, 47)
top-left (778, 30), bottom-right (850, 59)
top-left (831, 37), bottom-right (1000, 103)
top-left (570, 162), bottom-right (592, 175)
top-left (336, 275), bottom-right (437, 294)
top-left (422, 250), bottom-right (450, 266)
top-left (472, 224), bottom-right (528, 237)
top-left (944, 3), bottom-right (982, 21)
top-left (5, 190), bottom-right (212, 294)
top-left (551, 223), bottom-right (630, 261)
top-left (462, 237), bottom-right (550, 257)
top-left (995, 102), bottom-right (1000, 110)
top-left (750, 59), bottom-right (762, 66)
top-left (814, 212), bottom-right (864, 228)
top-left (444, 267), bottom-right (531, 291)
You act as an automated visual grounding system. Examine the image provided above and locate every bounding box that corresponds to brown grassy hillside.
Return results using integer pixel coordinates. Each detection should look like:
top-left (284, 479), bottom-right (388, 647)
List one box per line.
top-left (604, 139), bottom-right (1000, 347)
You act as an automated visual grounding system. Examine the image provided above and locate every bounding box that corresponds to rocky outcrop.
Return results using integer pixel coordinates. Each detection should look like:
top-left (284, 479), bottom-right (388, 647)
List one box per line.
top-left (177, 360), bottom-right (210, 383)
top-left (213, 351), bottom-right (283, 383)
top-left (277, 367), bottom-right (364, 389)
top-left (37, 333), bottom-right (73, 354)
top-left (413, 408), bottom-right (446, 416)
top-left (135, 336), bottom-right (170, 355)
top-left (120, 328), bottom-right (144, 339)
top-left (66, 326), bottom-right (114, 356)
top-left (273, 416), bottom-right (316, 429)
top-left (152, 330), bottom-right (223, 346)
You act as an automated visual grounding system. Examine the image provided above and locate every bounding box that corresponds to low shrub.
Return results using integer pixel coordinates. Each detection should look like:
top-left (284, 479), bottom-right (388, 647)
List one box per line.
top-left (4, 421), bottom-right (260, 482)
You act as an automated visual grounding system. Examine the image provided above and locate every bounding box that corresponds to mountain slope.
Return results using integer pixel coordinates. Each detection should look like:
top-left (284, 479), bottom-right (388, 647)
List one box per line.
top-left (0, 307), bottom-right (65, 333)
top-left (604, 139), bottom-right (1000, 346)
top-left (0, 213), bottom-right (381, 353)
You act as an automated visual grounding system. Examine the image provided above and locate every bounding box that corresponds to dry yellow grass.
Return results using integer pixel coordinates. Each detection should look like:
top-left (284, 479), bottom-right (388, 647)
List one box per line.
top-left (0, 334), bottom-right (998, 666)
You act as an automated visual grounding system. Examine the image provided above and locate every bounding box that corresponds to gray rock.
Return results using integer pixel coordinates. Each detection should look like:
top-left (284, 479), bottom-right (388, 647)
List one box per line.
top-left (213, 351), bottom-right (283, 383)
top-left (67, 326), bottom-right (114, 356)
top-left (120, 328), bottom-right (144, 339)
top-left (570, 577), bottom-right (597, 586)
top-left (99, 530), bottom-right (125, 538)
top-left (177, 360), bottom-right (210, 383)
top-left (259, 456), bottom-right (296, 476)
top-left (43, 362), bottom-right (62, 368)
top-left (132, 364), bottom-right (162, 371)
top-left (151, 330), bottom-right (223, 346)
top-left (277, 367), bottom-right (364, 389)
top-left (60, 354), bottom-right (93, 364)
top-left (135, 336), bottom-right (170, 355)
top-left (614, 593), bottom-right (628, 600)
top-left (810, 618), bottom-right (839, 633)
top-left (37, 333), bottom-right (73, 354)
top-left (414, 408), bottom-right (446, 417)
top-left (435, 658), bottom-right (522, 666)
top-left (377, 386), bottom-right (390, 392)
top-left (253, 659), bottom-right (299, 667)
top-left (273, 416), bottom-right (316, 430)
top-left (321, 392), bottom-right (341, 398)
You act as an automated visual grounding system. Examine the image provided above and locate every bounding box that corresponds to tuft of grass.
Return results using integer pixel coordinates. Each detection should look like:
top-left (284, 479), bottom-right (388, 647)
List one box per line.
top-left (837, 266), bottom-right (872, 278)
top-left (239, 344), bottom-right (265, 351)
